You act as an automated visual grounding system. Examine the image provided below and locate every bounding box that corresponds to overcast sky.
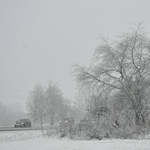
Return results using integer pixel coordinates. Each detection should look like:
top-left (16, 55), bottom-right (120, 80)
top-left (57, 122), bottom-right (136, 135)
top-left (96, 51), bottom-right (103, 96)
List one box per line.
top-left (0, 0), bottom-right (150, 111)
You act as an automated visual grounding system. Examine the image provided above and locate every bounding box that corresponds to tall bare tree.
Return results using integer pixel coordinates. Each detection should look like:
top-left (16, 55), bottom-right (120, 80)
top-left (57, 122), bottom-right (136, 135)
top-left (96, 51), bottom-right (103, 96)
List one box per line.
top-left (73, 23), bottom-right (150, 127)
top-left (45, 81), bottom-right (63, 125)
top-left (27, 83), bottom-right (45, 125)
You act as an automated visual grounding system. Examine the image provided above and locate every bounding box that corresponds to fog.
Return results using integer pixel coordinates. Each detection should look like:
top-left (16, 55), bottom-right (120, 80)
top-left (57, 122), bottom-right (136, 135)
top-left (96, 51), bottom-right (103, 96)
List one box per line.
top-left (0, 0), bottom-right (150, 111)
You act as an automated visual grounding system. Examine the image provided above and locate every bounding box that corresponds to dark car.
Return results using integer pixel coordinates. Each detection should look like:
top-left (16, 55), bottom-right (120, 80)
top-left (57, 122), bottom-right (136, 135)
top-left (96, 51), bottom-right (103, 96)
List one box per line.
top-left (14, 119), bottom-right (31, 128)
top-left (59, 118), bottom-right (74, 131)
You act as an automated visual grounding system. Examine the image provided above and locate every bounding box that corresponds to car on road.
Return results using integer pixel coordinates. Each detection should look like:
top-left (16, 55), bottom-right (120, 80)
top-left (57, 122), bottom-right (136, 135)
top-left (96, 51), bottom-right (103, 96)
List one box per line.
top-left (14, 119), bottom-right (31, 128)
top-left (59, 117), bottom-right (74, 131)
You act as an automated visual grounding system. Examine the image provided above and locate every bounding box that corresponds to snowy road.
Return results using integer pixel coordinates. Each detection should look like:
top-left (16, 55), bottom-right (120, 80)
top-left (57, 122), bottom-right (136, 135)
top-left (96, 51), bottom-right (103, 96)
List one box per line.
top-left (0, 130), bottom-right (150, 150)
top-left (0, 125), bottom-right (59, 131)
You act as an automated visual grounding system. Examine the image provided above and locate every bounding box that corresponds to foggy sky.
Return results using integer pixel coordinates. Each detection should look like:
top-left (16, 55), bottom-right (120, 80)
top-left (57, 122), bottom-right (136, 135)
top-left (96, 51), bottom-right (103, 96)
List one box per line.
top-left (0, 0), bottom-right (150, 111)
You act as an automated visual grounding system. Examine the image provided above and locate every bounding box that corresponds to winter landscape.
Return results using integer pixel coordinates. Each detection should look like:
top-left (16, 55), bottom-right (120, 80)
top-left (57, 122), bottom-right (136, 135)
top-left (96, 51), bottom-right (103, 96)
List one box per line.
top-left (1, 1), bottom-right (150, 150)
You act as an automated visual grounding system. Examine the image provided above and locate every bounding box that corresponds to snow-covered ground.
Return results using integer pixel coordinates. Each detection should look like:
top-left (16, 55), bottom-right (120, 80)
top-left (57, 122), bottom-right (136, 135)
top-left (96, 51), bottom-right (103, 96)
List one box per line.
top-left (0, 130), bottom-right (150, 150)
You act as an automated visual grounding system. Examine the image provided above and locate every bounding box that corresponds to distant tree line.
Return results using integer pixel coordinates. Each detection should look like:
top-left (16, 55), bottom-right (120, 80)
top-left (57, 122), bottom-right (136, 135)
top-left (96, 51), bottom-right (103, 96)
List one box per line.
top-left (26, 81), bottom-right (78, 126)
top-left (0, 102), bottom-right (26, 126)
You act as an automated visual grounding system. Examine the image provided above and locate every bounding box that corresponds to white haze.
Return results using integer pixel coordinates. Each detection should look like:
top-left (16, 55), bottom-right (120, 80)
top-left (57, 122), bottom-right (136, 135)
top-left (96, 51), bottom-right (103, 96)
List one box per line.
top-left (0, 0), bottom-right (150, 111)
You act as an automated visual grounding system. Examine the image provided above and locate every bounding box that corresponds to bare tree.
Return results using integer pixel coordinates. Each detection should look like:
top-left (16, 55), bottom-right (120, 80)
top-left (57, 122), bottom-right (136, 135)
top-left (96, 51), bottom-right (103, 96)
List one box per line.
top-left (45, 81), bottom-right (63, 125)
top-left (74, 89), bottom-right (88, 121)
top-left (73, 23), bottom-right (150, 127)
top-left (27, 83), bottom-right (45, 126)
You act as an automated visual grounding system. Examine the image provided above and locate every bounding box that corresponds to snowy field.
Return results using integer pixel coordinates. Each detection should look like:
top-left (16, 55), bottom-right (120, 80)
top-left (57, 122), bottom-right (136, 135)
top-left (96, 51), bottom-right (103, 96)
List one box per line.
top-left (0, 130), bottom-right (150, 150)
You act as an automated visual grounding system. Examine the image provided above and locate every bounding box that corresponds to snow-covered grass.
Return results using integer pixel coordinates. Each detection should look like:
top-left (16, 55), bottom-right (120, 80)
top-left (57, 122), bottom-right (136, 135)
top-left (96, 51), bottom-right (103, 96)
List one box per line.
top-left (0, 130), bottom-right (43, 142)
top-left (0, 130), bottom-right (150, 150)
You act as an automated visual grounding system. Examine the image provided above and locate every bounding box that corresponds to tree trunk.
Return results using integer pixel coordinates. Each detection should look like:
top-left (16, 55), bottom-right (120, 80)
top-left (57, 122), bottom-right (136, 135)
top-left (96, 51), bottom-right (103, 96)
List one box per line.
top-left (135, 112), bottom-right (145, 127)
top-left (50, 116), bottom-right (54, 125)
top-left (40, 116), bottom-right (43, 126)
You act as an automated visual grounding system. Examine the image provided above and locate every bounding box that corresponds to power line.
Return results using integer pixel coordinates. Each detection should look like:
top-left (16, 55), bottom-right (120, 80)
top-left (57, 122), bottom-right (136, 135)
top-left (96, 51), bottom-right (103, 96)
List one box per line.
top-left (0, 86), bottom-right (28, 95)
top-left (0, 79), bottom-right (29, 89)
top-left (0, 89), bottom-right (28, 97)
top-left (0, 91), bottom-right (27, 98)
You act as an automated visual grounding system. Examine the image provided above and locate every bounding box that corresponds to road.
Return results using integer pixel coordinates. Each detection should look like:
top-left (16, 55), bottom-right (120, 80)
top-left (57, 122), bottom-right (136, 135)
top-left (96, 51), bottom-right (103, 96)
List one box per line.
top-left (0, 126), bottom-right (60, 131)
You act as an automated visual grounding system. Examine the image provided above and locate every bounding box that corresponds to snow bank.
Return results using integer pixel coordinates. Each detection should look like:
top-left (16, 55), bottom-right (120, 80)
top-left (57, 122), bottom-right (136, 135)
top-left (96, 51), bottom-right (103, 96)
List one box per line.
top-left (0, 131), bottom-right (150, 150)
top-left (0, 130), bottom-right (43, 142)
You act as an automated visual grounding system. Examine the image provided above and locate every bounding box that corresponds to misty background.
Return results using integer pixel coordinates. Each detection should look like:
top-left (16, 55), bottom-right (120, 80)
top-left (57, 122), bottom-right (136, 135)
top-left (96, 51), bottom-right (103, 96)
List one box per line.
top-left (0, 0), bottom-right (150, 112)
